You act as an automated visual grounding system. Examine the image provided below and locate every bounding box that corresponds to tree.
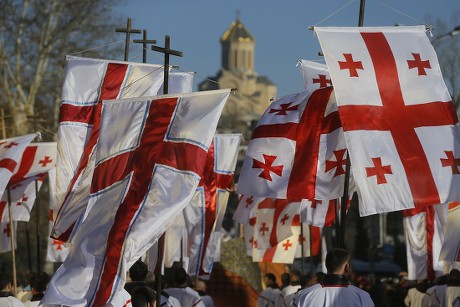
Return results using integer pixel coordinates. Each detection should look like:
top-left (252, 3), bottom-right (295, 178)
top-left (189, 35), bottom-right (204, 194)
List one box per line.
top-left (0, 0), bottom-right (123, 138)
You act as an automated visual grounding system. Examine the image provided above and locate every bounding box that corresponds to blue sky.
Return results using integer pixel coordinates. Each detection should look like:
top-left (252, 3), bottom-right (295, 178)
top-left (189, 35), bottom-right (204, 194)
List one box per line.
top-left (115, 0), bottom-right (460, 96)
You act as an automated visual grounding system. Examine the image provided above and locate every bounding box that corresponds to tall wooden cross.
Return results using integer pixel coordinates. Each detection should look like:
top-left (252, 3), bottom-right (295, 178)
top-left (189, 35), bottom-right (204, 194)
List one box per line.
top-left (133, 30), bottom-right (157, 63)
top-left (116, 18), bottom-right (141, 61)
top-left (151, 35), bottom-right (183, 94)
top-left (150, 35), bottom-right (182, 306)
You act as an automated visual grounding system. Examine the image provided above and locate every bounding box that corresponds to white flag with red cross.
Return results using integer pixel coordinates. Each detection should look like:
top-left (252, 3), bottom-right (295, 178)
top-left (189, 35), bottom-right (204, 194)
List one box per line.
top-left (233, 195), bottom-right (266, 224)
top-left (47, 168), bottom-right (69, 262)
top-left (186, 134), bottom-right (241, 277)
top-left (254, 199), bottom-right (300, 250)
top-left (403, 204), bottom-right (447, 281)
top-left (295, 224), bottom-right (322, 258)
top-left (42, 89), bottom-right (230, 307)
top-left (439, 202), bottom-right (460, 262)
top-left (0, 142), bottom-right (57, 222)
top-left (299, 60), bottom-right (332, 92)
top-left (53, 56), bottom-right (164, 242)
top-left (315, 26), bottom-right (460, 216)
top-left (252, 227), bottom-right (300, 264)
top-left (0, 133), bottom-right (39, 201)
top-left (300, 199), bottom-right (336, 227)
top-left (237, 87), bottom-right (353, 202)
top-left (0, 222), bottom-right (16, 253)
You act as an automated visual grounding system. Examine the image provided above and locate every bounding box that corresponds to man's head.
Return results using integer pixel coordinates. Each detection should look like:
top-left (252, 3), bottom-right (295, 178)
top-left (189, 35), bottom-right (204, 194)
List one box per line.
top-left (263, 273), bottom-right (277, 286)
top-left (290, 270), bottom-right (302, 285)
top-left (281, 272), bottom-right (290, 287)
top-left (325, 248), bottom-right (351, 275)
top-left (173, 267), bottom-right (188, 286)
top-left (131, 286), bottom-right (156, 307)
top-left (449, 269), bottom-right (460, 281)
top-left (31, 272), bottom-right (49, 293)
top-left (129, 260), bottom-right (149, 282)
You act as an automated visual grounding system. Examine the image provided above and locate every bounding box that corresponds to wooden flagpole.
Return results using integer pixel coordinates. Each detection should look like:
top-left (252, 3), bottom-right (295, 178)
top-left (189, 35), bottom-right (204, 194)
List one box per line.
top-left (115, 18), bottom-right (141, 61)
top-left (7, 188), bottom-right (17, 296)
top-left (151, 35), bottom-right (183, 306)
top-left (27, 109), bottom-right (45, 272)
top-left (337, 0), bottom-right (366, 249)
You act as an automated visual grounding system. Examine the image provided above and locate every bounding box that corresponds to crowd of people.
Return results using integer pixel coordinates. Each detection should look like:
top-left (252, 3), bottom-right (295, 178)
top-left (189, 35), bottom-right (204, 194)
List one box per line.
top-left (0, 261), bottom-right (215, 307)
top-left (258, 248), bottom-right (460, 307)
top-left (2, 249), bottom-right (460, 306)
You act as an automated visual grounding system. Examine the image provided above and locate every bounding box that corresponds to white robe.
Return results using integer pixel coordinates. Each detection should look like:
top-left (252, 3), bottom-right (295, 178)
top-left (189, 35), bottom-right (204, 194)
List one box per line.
top-left (164, 287), bottom-right (205, 307)
top-left (423, 284), bottom-right (447, 307)
top-left (258, 287), bottom-right (280, 307)
top-left (441, 286), bottom-right (460, 307)
top-left (294, 283), bottom-right (374, 307)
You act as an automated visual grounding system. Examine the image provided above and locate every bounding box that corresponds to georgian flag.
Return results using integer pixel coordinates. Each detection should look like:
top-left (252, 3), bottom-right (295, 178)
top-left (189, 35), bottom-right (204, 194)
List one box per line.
top-left (298, 60), bottom-right (331, 92)
top-left (237, 87), bottom-right (352, 202)
top-left (42, 89), bottom-right (230, 307)
top-left (53, 56), bottom-right (164, 242)
top-left (0, 142), bottom-right (57, 222)
top-left (186, 134), bottom-right (241, 277)
top-left (403, 204), bottom-right (447, 281)
top-left (233, 195), bottom-right (266, 225)
top-left (315, 26), bottom-right (460, 216)
top-left (300, 199), bottom-right (336, 227)
top-left (0, 133), bottom-right (39, 201)
top-left (254, 199), bottom-right (300, 250)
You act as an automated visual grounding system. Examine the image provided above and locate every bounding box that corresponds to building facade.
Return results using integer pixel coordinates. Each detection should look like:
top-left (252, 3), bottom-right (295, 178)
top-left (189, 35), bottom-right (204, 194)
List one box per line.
top-left (198, 17), bottom-right (277, 141)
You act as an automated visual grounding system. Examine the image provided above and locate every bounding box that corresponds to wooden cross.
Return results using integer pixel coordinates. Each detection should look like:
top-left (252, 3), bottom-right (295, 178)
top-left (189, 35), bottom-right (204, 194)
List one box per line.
top-left (133, 30), bottom-right (157, 63)
top-left (116, 18), bottom-right (141, 61)
top-left (151, 35), bottom-right (183, 95)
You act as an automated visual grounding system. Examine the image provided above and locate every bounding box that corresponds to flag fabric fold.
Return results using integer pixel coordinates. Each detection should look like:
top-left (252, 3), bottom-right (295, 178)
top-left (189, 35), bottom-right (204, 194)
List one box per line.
top-left (439, 202), bottom-right (460, 262)
top-left (42, 89), bottom-right (230, 306)
top-left (186, 134), bottom-right (241, 277)
top-left (53, 56), bottom-right (165, 242)
top-left (315, 26), bottom-right (460, 216)
top-left (403, 204), bottom-right (447, 281)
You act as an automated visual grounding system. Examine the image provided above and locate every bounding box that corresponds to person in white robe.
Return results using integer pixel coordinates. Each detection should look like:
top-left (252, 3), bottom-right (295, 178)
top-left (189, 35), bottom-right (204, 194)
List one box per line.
top-left (164, 268), bottom-right (205, 307)
top-left (441, 269), bottom-right (460, 307)
top-left (258, 273), bottom-right (280, 307)
top-left (294, 248), bottom-right (374, 307)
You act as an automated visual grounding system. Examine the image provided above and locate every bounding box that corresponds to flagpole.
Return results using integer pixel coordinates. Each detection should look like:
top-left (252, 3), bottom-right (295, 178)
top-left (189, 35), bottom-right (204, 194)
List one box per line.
top-left (300, 224), bottom-right (304, 275)
top-left (309, 225), bottom-right (315, 275)
top-left (337, 0), bottom-right (366, 249)
top-left (7, 187), bottom-right (18, 296)
top-left (151, 35), bottom-right (183, 307)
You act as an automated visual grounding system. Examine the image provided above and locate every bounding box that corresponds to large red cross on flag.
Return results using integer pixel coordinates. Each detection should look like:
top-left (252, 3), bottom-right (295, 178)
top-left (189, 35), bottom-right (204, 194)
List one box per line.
top-left (237, 87), bottom-right (354, 202)
top-left (53, 56), bottom-right (164, 242)
top-left (42, 89), bottom-right (230, 306)
top-left (315, 26), bottom-right (460, 216)
top-left (403, 204), bottom-right (447, 281)
top-left (185, 134), bottom-right (241, 277)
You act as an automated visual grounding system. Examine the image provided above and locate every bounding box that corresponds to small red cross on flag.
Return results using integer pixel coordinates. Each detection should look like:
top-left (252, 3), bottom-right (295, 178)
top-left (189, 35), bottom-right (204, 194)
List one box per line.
top-left (316, 26), bottom-right (460, 216)
top-left (299, 60), bottom-right (332, 92)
